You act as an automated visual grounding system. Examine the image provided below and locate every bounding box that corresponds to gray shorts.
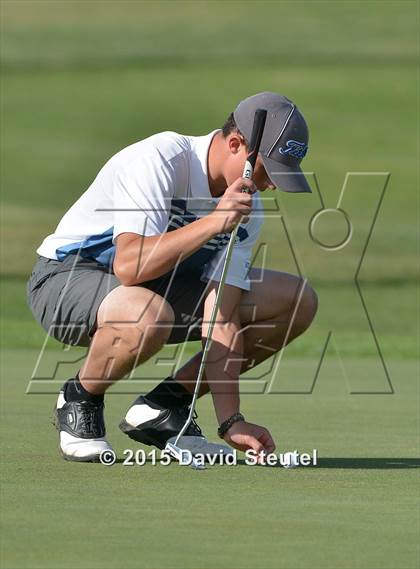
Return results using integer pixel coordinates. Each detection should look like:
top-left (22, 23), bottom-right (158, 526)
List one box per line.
top-left (26, 255), bottom-right (208, 347)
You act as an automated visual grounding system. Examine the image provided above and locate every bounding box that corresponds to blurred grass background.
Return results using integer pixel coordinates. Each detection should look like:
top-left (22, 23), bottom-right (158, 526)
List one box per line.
top-left (0, 2), bottom-right (419, 568)
top-left (1, 0), bottom-right (418, 360)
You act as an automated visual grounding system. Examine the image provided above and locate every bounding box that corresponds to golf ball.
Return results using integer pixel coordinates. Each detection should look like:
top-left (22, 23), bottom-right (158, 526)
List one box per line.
top-left (283, 451), bottom-right (299, 469)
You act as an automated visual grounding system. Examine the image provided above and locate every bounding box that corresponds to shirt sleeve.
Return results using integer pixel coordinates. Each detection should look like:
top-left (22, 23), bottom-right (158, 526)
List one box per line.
top-left (112, 152), bottom-right (175, 241)
top-left (200, 204), bottom-right (263, 291)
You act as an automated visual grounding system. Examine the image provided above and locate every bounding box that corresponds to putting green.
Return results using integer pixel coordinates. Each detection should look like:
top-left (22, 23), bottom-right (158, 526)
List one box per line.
top-left (1, 349), bottom-right (419, 569)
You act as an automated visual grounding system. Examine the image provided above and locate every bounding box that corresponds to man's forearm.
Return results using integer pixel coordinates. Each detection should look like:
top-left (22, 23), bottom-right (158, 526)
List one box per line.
top-left (114, 177), bottom-right (253, 286)
top-left (114, 215), bottom-right (220, 285)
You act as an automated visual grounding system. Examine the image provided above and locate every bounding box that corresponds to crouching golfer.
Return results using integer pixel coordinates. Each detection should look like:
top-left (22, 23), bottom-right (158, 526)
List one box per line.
top-left (27, 92), bottom-right (317, 462)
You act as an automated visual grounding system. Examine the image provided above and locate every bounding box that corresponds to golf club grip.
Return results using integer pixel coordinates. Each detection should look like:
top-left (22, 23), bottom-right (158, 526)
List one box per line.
top-left (242, 108), bottom-right (267, 180)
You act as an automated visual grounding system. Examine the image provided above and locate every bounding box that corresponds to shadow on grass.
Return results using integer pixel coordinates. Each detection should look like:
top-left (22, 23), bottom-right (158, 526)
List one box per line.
top-left (110, 457), bottom-right (420, 469)
top-left (310, 457), bottom-right (420, 469)
top-left (237, 457), bottom-right (420, 469)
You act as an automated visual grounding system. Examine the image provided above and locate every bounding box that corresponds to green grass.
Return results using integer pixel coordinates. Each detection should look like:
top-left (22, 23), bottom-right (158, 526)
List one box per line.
top-left (1, 350), bottom-right (419, 569)
top-left (2, 1), bottom-right (417, 67)
top-left (1, 1), bottom-right (419, 568)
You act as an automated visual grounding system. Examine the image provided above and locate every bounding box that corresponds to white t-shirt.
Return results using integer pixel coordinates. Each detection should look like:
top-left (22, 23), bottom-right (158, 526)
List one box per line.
top-left (37, 130), bottom-right (264, 291)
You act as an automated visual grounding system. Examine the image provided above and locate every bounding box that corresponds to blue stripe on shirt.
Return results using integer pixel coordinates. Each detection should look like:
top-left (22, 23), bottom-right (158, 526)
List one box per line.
top-left (56, 227), bottom-right (115, 266)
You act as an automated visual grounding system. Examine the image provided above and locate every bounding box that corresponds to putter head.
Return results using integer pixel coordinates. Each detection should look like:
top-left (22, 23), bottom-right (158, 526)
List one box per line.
top-left (165, 442), bottom-right (206, 470)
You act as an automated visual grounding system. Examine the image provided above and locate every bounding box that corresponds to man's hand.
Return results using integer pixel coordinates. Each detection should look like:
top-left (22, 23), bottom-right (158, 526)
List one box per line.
top-left (223, 420), bottom-right (276, 461)
top-left (210, 177), bottom-right (257, 233)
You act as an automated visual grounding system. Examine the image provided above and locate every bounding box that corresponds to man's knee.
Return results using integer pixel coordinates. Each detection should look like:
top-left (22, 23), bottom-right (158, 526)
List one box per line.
top-left (96, 285), bottom-right (175, 354)
top-left (294, 280), bottom-right (318, 332)
top-left (124, 300), bottom-right (175, 354)
top-left (145, 300), bottom-right (175, 346)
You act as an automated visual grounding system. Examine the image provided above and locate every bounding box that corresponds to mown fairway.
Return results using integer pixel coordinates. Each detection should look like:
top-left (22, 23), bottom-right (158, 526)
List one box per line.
top-left (1, 2), bottom-right (419, 568)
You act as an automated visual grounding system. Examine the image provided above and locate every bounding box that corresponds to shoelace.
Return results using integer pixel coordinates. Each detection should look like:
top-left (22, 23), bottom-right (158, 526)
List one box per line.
top-left (76, 401), bottom-right (103, 437)
top-left (178, 407), bottom-right (203, 437)
top-left (190, 411), bottom-right (203, 436)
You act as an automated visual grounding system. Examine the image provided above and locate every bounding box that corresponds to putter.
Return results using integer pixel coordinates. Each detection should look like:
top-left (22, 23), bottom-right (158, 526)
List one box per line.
top-left (165, 109), bottom-right (268, 470)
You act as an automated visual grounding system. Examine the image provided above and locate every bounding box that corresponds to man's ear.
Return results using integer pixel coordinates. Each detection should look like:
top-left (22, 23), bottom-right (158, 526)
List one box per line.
top-left (228, 132), bottom-right (246, 155)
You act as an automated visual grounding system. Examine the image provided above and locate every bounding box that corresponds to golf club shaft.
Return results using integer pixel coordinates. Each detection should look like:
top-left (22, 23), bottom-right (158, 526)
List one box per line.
top-left (173, 109), bottom-right (267, 446)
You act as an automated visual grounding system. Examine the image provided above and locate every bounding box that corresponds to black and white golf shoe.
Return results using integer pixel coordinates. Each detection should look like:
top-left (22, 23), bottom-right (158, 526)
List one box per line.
top-left (119, 396), bottom-right (233, 457)
top-left (54, 389), bottom-right (114, 462)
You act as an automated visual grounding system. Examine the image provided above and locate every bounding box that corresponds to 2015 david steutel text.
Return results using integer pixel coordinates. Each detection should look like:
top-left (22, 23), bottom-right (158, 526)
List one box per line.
top-left (109, 448), bottom-right (319, 467)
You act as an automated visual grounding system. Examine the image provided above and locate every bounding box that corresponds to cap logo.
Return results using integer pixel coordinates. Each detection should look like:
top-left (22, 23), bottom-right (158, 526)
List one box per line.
top-left (279, 140), bottom-right (308, 159)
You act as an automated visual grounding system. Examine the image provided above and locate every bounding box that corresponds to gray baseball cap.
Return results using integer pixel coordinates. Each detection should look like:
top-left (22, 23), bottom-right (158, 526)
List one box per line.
top-left (234, 92), bottom-right (311, 193)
